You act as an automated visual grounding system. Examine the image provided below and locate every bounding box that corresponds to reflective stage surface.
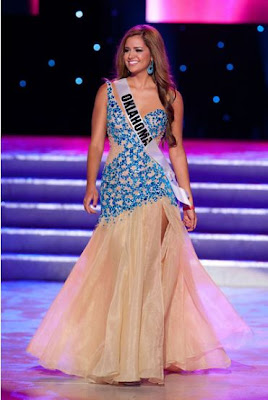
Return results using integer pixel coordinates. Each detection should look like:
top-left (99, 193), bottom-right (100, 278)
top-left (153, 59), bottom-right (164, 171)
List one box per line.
top-left (2, 281), bottom-right (268, 400)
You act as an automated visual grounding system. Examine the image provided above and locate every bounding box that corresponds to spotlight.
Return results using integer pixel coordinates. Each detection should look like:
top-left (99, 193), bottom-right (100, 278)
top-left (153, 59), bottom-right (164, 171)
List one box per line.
top-left (257, 25), bottom-right (264, 33)
top-left (179, 65), bottom-right (187, 72)
top-left (226, 63), bottom-right (234, 71)
top-left (213, 96), bottom-right (220, 103)
top-left (75, 10), bottom-right (83, 18)
top-left (217, 41), bottom-right (225, 49)
top-left (93, 43), bottom-right (101, 51)
top-left (19, 80), bottom-right (26, 87)
top-left (111, 9), bottom-right (118, 17)
top-left (48, 59), bottom-right (55, 67)
top-left (223, 114), bottom-right (231, 121)
top-left (75, 77), bottom-right (83, 85)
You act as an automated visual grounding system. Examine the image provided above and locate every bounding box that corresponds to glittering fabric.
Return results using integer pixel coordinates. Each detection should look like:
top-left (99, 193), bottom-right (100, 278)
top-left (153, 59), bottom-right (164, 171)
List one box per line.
top-left (98, 80), bottom-right (177, 226)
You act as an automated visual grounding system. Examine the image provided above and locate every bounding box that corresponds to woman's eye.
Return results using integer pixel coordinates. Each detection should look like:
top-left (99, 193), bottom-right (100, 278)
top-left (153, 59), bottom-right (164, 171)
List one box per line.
top-left (124, 48), bottom-right (143, 53)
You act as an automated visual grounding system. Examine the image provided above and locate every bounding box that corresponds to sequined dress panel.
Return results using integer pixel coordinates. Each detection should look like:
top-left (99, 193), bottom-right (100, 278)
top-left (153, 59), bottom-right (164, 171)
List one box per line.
top-left (98, 81), bottom-right (177, 225)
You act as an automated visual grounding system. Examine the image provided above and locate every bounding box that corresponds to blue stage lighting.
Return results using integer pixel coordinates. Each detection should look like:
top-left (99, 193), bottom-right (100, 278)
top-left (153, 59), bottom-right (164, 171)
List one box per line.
top-left (226, 63), bottom-right (234, 71)
top-left (213, 96), bottom-right (220, 103)
top-left (93, 43), bottom-right (101, 51)
top-left (223, 114), bottom-right (231, 121)
top-left (75, 10), bottom-right (83, 18)
top-left (19, 80), bottom-right (26, 87)
top-left (217, 41), bottom-right (225, 49)
top-left (179, 65), bottom-right (187, 72)
top-left (111, 9), bottom-right (118, 17)
top-left (48, 59), bottom-right (55, 67)
top-left (257, 25), bottom-right (264, 33)
top-left (75, 77), bottom-right (83, 85)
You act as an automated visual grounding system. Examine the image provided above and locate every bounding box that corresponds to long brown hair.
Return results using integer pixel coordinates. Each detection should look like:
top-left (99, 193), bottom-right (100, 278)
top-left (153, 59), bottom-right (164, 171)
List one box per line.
top-left (115, 24), bottom-right (177, 147)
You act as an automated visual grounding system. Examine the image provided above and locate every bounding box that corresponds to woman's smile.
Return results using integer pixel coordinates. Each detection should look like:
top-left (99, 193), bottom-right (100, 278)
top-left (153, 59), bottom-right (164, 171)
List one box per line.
top-left (124, 35), bottom-right (151, 74)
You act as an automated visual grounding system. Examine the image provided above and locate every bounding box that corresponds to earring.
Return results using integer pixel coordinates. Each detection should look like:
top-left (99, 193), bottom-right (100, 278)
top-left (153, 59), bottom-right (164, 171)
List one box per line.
top-left (147, 60), bottom-right (154, 75)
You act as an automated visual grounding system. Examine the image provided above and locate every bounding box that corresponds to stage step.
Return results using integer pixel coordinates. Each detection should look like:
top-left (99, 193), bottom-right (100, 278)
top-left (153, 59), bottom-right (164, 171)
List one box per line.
top-left (201, 259), bottom-right (268, 287)
top-left (2, 141), bottom-right (268, 285)
top-left (1, 228), bottom-right (92, 255)
top-left (2, 253), bottom-right (268, 287)
top-left (2, 227), bottom-right (268, 261)
top-left (2, 153), bottom-right (268, 183)
top-left (1, 254), bottom-right (77, 281)
top-left (1, 202), bottom-right (268, 234)
top-left (191, 233), bottom-right (268, 261)
top-left (2, 178), bottom-right (268, 208)
top-left (1, 202), bottom-right (101, 229)
top-left (1, 154), bottom-right (91, 179)
top-left (188, 158), bottom-right (268, 183)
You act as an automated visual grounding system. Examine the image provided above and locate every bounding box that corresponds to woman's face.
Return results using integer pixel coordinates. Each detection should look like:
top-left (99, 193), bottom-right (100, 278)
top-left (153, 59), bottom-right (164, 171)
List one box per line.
top-left (123, 35), bottom-right (152, 75)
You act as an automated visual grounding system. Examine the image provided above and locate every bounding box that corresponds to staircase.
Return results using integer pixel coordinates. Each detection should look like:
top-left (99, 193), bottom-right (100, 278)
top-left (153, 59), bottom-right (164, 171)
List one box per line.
top-left (2, 138), bottom-right (268, 286)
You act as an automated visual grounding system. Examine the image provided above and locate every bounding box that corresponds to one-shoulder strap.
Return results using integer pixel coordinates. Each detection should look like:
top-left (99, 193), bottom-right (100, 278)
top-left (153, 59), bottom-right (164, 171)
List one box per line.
top-left (114, 78), bottom-right (191, 206)
top-left (105, 80), bottom-right (113, 103)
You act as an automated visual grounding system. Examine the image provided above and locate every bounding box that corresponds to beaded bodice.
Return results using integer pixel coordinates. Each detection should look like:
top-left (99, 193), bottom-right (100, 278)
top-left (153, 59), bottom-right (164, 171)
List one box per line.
top-left (98, 80), bottom-right (177, 225)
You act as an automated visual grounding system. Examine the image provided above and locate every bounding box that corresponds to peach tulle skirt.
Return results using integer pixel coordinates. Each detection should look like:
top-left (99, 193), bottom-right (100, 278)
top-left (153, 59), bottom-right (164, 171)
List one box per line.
top-left (26, 197), bottom-right (252, 385)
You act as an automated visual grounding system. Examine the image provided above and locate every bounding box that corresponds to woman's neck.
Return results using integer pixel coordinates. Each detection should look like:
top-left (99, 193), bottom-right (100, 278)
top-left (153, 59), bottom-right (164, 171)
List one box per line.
top-left (127, 72), bottom-right (154, 89)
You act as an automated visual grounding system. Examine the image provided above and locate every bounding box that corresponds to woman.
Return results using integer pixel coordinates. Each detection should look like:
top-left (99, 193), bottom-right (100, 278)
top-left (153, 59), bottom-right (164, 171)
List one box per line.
top-left (26, 25), bottom-right (251, 386)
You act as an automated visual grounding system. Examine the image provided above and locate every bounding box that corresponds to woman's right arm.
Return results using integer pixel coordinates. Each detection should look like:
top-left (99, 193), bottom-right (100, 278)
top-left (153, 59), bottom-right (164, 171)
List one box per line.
top-left (83, 83), bottom-right (107, 214)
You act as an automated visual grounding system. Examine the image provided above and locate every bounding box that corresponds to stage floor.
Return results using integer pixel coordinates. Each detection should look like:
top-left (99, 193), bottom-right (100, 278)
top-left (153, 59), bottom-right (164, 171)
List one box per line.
top-left (2, 281), bottom-right (268, 400)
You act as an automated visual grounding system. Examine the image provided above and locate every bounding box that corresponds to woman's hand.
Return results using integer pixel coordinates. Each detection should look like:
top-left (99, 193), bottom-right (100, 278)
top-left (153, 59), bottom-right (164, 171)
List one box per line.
top-left (83, 185), bottom-right (99, 214)
top-left (183, 208), bottom-right (197, 231)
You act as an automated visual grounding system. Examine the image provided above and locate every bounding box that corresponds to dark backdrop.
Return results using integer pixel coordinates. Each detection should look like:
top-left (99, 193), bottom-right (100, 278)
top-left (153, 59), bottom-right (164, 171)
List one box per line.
top-left (2, 0), bottom-right (268, 139)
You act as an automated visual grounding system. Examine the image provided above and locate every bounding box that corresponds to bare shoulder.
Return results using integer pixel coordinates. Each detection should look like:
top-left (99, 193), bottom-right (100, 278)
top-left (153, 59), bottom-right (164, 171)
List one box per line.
top-left (96, 82), bottom-right (108, 96)
top-left (169, 89), bottom-right (183, 113)
top-left (168, 88), bottom-right (183, 103)
top-left (94, 82), bottom-right (108, 105)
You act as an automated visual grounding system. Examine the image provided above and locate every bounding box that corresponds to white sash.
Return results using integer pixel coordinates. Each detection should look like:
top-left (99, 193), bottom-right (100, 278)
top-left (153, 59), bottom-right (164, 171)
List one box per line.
top-left (114, 78), bottom-right (191, 206)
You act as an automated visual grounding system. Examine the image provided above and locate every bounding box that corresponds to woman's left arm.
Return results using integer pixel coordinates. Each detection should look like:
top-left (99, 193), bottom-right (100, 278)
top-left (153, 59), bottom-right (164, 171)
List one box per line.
top-left (168, 90), bottom-right (197, 231)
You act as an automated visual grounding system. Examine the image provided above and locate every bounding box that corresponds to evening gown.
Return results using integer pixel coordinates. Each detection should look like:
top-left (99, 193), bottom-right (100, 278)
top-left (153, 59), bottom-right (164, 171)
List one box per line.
top-left (26, 80), bottom-right (251, 385)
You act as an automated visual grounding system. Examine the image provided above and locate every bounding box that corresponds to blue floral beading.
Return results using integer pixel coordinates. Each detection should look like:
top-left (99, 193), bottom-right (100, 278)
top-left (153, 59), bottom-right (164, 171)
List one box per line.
top-left (97, 81), bottom-right (177, 226)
